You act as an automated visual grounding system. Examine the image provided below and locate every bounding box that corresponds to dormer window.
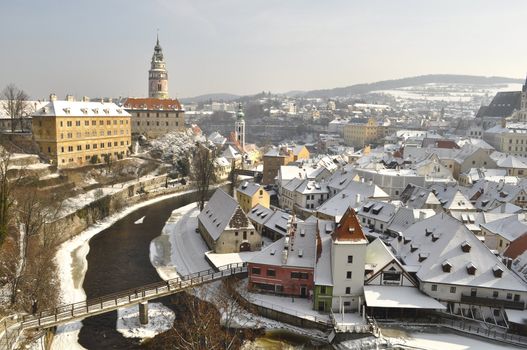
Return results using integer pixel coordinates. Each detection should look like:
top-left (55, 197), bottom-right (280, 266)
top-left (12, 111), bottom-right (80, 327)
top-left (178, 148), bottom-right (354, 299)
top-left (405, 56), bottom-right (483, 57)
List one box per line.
top-left (461, 241), bottom-right (471, 253)
top-left (425, 228), bottom-right (433, 237)
top-left (493, 265), bottom-right (503, 278)
top-left (466, 263), bottom-right (477, 275)
top-left (410, 244), bottom-right (419, 253)
top-left (404, 237), bottom-right (411, 245)
top-left (103, 108), bottom-right (110, 114)
top-left (418, 253), bottom-right (429, 262)
top-left (80, 108), bottom-right (88, 114)
top-left (442, 261), bottom-right (452, 273)
top-left (432, 233), bottom-right (441, 242)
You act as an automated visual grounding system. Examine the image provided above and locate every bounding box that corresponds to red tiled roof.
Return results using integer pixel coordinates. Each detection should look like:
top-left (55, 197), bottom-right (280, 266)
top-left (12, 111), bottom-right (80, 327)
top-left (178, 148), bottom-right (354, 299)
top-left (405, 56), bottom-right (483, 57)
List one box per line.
top-left (332, 208), bottom-right (367, 242)
top-left (504, 233), bottom-right (527, 260)
top-left (123, 97), bottom-right (182, 110)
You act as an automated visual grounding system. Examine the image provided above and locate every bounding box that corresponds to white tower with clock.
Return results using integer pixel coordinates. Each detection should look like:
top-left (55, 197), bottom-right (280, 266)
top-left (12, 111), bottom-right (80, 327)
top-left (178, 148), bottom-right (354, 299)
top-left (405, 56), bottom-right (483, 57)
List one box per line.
top-left (148, 35), bottom-right (169, 99)
top-left (235, 103), bottom-right (246, 152)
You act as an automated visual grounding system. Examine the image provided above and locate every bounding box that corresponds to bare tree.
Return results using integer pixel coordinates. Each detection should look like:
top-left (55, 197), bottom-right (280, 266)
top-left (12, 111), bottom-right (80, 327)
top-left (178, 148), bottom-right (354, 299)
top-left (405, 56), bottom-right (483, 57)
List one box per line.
top-left (145, 282), bottom-right (257, 350)
top-left (191, 143), bottom-right (217, 211)
top-left (1, 84), bottom-right (29, 133)
top-left (0, 148), bottom-right (17, 245)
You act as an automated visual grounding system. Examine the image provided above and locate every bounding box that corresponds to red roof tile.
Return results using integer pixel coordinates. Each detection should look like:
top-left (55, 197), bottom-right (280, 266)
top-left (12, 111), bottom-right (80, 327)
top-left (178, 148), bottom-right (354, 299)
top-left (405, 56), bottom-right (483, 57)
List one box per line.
top-left (332, 208), bottom-right (367, 242)
top-left (123, 97), bottom-right (182, 110)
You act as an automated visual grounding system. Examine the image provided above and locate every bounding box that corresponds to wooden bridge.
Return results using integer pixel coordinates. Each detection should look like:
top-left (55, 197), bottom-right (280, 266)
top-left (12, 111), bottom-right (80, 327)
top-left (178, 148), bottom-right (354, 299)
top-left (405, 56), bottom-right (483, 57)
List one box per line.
top-left (0, 263), bottom-right (247, 349)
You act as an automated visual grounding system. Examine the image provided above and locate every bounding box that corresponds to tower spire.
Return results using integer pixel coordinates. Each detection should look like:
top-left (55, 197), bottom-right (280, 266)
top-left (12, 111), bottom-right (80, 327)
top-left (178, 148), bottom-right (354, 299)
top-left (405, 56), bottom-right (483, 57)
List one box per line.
top-left (156, 29), bottom-right (159, 46)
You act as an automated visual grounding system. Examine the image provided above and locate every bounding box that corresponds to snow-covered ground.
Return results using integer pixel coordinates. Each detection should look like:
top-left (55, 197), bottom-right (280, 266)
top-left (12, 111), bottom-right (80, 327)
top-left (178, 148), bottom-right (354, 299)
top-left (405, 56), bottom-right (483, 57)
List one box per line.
top-left (51, 190), bottom-right (203, 350)
top-left (116, 303), bottom-right (175, 340)
top-left (377, 327), bottom-right (520, 350)
top-left (149, 203), bottom-right (210, 280)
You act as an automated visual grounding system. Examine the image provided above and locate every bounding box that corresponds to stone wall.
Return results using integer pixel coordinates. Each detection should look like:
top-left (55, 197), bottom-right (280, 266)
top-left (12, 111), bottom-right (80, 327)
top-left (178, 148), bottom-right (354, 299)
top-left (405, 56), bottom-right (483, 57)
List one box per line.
top-left (50, 176), bottom-right (229, 245)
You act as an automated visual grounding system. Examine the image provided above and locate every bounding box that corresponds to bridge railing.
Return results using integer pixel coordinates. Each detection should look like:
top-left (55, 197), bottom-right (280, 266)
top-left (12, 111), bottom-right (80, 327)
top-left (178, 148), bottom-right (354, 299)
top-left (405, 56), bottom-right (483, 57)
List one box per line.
top-left (18, 262), bottom-right (247, 329)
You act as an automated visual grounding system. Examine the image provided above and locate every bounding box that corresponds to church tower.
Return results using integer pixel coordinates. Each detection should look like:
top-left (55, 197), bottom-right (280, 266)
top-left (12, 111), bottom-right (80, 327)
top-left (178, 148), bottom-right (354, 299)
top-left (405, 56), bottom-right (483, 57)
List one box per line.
top-left (148, 35), bottom-right (169, 99)
top-left (235, 103), bottom-right (246, 152)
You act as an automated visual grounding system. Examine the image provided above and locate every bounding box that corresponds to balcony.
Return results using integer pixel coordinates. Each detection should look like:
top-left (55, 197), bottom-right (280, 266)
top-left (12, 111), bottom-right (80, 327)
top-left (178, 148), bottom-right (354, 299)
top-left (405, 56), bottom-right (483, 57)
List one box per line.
top-left (460, 294), bottom-right (525, 310)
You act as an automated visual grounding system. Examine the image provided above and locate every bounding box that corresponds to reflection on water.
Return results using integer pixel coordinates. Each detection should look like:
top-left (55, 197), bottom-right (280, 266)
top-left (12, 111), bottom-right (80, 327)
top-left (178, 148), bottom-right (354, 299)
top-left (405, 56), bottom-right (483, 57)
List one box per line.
top-left (246, 329), bottom-right (333, 349)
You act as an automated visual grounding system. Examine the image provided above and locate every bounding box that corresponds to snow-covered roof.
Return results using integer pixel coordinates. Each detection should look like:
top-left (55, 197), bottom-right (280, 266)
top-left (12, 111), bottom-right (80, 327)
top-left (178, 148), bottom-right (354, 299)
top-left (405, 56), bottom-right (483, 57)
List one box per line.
top-left (247, 204), bottom-right (274, 226)
top-left (33, 100), bottom-right (130, 117)
top-left (365, 239), bottom-right (398, 277)
top-left (497, 156), bottom-right (527, 169)
top-left (263, 210), bottom-right (294, 237)
top-left (358, 200), bottom-right (397, 224)
top-left (237, 181), bottom-right (262, 197)
top-left (364, 286), bottom-right (446, 309)
top-left (249, 220), bottom-right (317, 269)
top-left (480, 215), bottom-right (527, 242)
top-left (314, 220), bottom-right (334, 286)
top-left (222, 145), bottom-right (241, 160)
top-left (295, 180), bottom-right (328, 195)
top-left (198, 189), bottom-right (253, 241)
top-left (317, 181), bottom-right (389, 221)
top-left (393, 214), bottom-right (527, 291)
top-left (387, 208), bottom-right (436, 234)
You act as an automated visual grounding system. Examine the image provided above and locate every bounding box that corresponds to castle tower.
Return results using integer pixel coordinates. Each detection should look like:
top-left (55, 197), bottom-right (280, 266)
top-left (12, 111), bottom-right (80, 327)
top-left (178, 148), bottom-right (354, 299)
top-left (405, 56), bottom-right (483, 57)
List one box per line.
top-left (235, 103), bottom-right (246, 152)
top-left (148, 35), bottom-right (169, 99)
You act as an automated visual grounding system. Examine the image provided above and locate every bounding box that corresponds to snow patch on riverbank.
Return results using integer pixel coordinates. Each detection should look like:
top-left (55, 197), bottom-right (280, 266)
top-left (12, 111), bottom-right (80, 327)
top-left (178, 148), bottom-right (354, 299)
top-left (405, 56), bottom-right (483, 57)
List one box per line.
top-left (51, 190), bottom-right (200, 350)
top-left (150, 202), bottom-right (209, 280)
top-left (116, 303), bottom-right (175, 340)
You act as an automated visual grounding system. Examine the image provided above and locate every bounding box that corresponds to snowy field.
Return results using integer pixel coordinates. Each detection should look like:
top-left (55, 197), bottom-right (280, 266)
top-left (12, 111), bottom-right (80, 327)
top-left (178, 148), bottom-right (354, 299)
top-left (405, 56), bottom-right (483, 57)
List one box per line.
top-left (379, 328), bottom-right (522, 350)
top-left (116, 303), bottom-right (175, 340)
top-left (50, 190), bottom-right (199, 350)
top-left (149, 203), bottom-right (210, 280)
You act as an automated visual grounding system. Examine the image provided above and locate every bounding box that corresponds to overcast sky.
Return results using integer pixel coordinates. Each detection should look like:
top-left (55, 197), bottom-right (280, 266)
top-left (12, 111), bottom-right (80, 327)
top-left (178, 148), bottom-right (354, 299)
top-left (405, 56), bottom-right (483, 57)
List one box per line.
top-left (1, 0), bottom-right (526, 99)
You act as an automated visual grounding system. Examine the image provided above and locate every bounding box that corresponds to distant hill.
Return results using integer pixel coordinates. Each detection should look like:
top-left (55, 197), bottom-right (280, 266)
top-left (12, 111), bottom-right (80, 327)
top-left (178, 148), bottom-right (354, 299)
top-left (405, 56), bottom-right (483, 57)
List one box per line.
top-left (291, 74), bottom-right (524, 98)
top-left (180, 93), bottom-right (240, 104)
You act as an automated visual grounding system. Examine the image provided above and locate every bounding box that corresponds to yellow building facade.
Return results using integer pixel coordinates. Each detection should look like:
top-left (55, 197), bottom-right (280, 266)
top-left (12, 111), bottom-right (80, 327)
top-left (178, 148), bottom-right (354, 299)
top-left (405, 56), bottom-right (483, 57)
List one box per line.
top-left (236, 181), bottom-right (270, 213)
top-left (343, 118), bottom-right (387, 148)
top-left (32, 97), bottom-right (131, 168)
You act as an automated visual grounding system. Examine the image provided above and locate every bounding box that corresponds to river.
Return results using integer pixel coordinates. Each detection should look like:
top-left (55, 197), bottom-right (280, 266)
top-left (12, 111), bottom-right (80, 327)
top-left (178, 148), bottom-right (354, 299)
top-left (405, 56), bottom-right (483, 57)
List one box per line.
top-left (78, 191), bottom-right (201, 349)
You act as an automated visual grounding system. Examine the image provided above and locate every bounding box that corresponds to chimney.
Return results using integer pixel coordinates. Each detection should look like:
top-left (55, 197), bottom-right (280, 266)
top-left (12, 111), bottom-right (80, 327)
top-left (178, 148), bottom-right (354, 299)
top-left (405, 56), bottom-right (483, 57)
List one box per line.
top-left (368, 179), bottom-right (373, 186)
top-left (419, 211), bottom-right (426, 220)
top-left (66, 94), bottom-right (74, 102)
top-left (355, 193), bottom-right (361, 204)
top-left (49, 93), bottom-right (57, 102)
top-left (82, 96), bottom-right (90, 102)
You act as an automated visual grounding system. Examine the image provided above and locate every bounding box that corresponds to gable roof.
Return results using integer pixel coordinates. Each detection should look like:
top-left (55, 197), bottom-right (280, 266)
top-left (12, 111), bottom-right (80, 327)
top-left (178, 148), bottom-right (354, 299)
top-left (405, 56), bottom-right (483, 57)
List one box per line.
top-left (476, 91), bottom-right (521, 118)
top-left (237, 181), bottom-right (262, 197)
top-left (393, 213), bottom-right (527, 291)
top-left (332, 208), bottom-right (367, 243)
top-left (197, 189), bottom-right (253, 241)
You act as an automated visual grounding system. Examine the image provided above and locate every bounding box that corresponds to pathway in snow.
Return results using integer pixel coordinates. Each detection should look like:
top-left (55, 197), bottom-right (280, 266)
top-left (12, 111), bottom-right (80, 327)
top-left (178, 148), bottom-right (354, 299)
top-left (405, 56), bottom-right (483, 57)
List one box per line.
top-left (150, 203), bottom-right (210, 280)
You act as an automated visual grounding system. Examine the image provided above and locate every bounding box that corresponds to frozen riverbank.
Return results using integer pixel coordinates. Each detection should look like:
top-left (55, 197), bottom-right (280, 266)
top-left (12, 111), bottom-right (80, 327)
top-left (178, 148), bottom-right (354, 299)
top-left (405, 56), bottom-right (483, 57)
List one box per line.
top-left (149, 203), bottom-right (210, 280)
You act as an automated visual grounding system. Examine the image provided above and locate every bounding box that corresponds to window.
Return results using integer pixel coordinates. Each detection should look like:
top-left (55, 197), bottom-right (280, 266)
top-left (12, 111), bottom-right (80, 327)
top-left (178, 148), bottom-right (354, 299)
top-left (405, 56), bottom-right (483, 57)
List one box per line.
top-left (321, 286), bottom-right (326, 294)
top-left (251, 267), bottom-right (261, 275)
top-left (493, 291), bottom-right (498, 298)
top-left (77, 145), bottom-right (82, 151)
top-left (291, 272), bottom-right (309, 279)
top-left (267, 269), bottom-right (276, 277)
top-left (347, 255), bottom-right (353, 263)
top-left (68, 146), bottom-right (73, 152)
top-left (514, 294), bottom-right (520, 302)
top-left (346, 271), bottom-right (352, 279)
top-left (86, 144), bottom-right (90, 150)
top-left (507, 293), bottom-right (513, 300)
top-left (93, 144), bottom-right (97, 149)
top-left (67, 121), bottom-right (72, 127)
top-left (383, 272), bottom-right (401, 281)
top-left (431, 284), bottom-right (437, 291)
top-left (345, 287), bottom-right (351, 294)
top-left (450, 286), bottom-right (456, 293)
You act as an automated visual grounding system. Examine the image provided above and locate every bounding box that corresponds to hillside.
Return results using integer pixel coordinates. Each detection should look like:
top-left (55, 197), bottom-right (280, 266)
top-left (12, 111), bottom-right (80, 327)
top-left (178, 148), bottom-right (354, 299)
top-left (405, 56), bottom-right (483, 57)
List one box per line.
top-left (290, 74), bottom-right (524, 98)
